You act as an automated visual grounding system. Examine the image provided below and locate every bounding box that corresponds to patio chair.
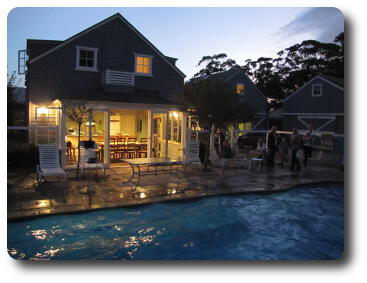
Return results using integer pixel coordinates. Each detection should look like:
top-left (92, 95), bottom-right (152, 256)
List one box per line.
top-left (248, 157), bottom-right (263, 172)
top-left (37, 144), bottom-right (67, 184)
top-left (79, 142), bottom-right (106, 178)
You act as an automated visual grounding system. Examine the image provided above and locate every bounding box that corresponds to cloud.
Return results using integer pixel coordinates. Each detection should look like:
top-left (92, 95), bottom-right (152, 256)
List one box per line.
top-left (278, 7), bottom-right (344, 43)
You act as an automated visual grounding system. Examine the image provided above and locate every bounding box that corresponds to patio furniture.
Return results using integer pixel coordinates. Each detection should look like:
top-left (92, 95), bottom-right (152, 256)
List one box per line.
top-left (127, 137), bottom-right (136, 143)
top-left (248, 157), bottom-right (263, 172)
top-left (37, 144), bottom-right (67, 184)
top-left (140, 137), bottom-right (148, 143)
top-left (126, 143), bottom-right (137, 158)
top-left (79, 141), bottom-right (106, 178)
top-left (137, 143), bottom-right (148, 158)
top-left (116, 137), bottom-right (126, 144)
top-left (119, 157), bottom-right (188, 190)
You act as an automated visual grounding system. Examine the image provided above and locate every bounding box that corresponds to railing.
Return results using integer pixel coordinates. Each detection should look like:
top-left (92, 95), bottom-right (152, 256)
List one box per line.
top-left (105, 69), bottom-right (135, 86)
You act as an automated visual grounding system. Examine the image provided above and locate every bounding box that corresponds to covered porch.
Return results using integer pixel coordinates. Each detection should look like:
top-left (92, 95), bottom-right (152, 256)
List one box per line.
top-left (63, 102), bottom-right (186, 168)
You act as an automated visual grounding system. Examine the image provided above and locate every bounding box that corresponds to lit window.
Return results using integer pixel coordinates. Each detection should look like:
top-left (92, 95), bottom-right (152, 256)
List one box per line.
top-left (236, 83), bottom-right (245, 95)
top-left (135, 55), bottom-right (152, 75)
top-left (75, 46), bottom-right (98, 71)
top-left (312, 84), bottom-right (322, 97)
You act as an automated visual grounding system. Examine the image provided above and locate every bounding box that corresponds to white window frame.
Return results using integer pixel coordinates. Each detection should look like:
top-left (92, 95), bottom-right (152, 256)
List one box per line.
top-left (311, 83), bottom-right (323, 97)
top-left (134, 53), bottom-right (153, 77)
top-left (75, 46), bottom-right (99, 72)
top-left (236, 83), bottom-right (245, 95)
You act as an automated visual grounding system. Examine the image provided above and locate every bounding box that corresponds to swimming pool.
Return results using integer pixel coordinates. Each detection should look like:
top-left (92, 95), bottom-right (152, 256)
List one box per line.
top-left (8, 183), bottom-right (344, 260)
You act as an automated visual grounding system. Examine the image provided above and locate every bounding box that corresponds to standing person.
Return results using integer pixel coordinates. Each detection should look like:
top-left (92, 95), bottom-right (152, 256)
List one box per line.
top-left (267, 126), bottom-right (277, 169)
top-left (220, 139), bottom-right (233, 176)
top-left (290, 128), bottom-right (302, 171)
top-left (278, 137), bottom-right (289, 166)
top-left (256, 137), bottom-right (266, 158)
top-left (303, 125), bottom-right (313, 166)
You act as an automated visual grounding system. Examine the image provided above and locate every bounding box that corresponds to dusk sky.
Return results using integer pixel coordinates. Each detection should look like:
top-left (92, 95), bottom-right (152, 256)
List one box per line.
top-left (7, 7), bottom-right (344, 85)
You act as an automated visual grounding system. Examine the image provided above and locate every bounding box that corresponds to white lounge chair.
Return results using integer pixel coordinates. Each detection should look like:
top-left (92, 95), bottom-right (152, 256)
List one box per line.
top-left (37, 144), bottom-right (67, 183)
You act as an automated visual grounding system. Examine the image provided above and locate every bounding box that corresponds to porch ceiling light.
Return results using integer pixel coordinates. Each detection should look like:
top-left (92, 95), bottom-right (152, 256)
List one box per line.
top-left (172, 111), bottom-right (179, 119)
top-left (37, 107), bottom-right (49, 115)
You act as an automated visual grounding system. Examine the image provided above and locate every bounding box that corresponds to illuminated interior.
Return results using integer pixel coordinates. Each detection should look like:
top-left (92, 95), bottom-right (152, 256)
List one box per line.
top-left (236, 83), bottom-right (245, 95)
top-left (136, 56), bottom-right (151, 74)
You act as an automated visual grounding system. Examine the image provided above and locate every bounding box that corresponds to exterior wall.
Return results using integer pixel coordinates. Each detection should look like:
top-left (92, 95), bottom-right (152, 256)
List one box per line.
top-left (27, 17), bottom-right (184, 106)
top-left (282, 77), bottom-right (344, 135)
top-left (227, 72), bottom-right (268, 130)
top-left (283, 77), bottom-right (344, 114)
top-left (227, 72), bottom-right (268, 114)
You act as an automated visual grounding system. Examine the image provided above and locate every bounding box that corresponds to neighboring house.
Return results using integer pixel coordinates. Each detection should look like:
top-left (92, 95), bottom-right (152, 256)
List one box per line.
top-left (282, 75), bottom-right (344, 135)
top-left (24, 13), bottom-right (187, 168)
top-left (206, 67), bottom-right (268, 131)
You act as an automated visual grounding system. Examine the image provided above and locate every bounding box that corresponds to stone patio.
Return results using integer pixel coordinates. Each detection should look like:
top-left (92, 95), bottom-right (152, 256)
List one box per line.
top-left (7, 162), bottom-right (344, 221)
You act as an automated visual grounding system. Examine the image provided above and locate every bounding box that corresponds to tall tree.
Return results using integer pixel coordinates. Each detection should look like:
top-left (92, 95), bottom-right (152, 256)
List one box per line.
top-left (7, 71), bottom-right (18, 126)
top-left (241, 32), bottom-right (344, 110)
top-left (193, 53), bottom-right (237, 78)
top-left (183, 78), bottom-right (255, 169)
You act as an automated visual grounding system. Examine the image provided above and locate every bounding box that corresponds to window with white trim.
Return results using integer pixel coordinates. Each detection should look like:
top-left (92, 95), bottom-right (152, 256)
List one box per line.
top-left (236, 83), bottom-right (245, 95)
top-left (135, 54), bottom-right (153, 75)
top-left (311, 84), bottom-right (322, 97)
top-left (75, 46), bottom-right (98, 71)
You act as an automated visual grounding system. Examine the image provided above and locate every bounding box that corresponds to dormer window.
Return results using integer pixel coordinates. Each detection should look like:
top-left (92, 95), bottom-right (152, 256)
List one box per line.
top-left (135, 54), bottom-right (153, 76)
top-left (75, 46), bottom-right (98, 72)
top-left (312, 83), bottom-right (322, 97)
top-left (236, 83), bottom-right (245, 95)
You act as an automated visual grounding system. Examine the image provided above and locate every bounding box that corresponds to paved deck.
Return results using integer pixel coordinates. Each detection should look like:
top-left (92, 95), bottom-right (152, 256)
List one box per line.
top-left (7, 162), bottom-right (344, 220)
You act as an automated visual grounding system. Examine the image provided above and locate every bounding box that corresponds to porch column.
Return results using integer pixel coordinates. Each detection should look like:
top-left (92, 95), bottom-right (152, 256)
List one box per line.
top-left (165, 112), bottom-right (169, 158)
top-left (60, 111), bottom-right (66, 168)
top-left (104, 111), bottom-right (110, 166)
top-left (88, 111), bottom-right (93, 140)
top-left (147, 110), bottom-right (152, 158)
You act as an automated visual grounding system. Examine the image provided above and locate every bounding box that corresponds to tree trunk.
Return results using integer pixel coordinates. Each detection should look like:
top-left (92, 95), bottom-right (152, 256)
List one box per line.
top-left (76, 123), bottom-right (81, 180)
top-left (203, 124), bottom-right (212, 170)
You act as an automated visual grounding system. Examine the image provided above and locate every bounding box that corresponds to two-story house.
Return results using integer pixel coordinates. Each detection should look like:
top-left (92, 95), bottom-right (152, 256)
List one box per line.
top-left (207, 67), bottom-right (268, 131)
top-left (25, 13), bottom-right (187, 168)
top-left (282, 75), bottom-right (344, 135)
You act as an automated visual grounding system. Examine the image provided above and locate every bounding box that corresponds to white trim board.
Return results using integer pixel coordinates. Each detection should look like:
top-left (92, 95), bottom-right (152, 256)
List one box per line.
top-left (28, 13), bottom-right (186, 78)
top-left (283, 75), bottom-right (344, 103)
top-left (252, 117), bottom-right (265, 129)
top-left (297, 115), bottom-right (336, 132)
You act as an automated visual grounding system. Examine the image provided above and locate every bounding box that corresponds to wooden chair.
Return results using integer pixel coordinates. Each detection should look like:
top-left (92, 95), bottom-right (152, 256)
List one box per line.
top-left (126, 143), bottom-right (137, 159)
top-left (137, 143), bottom-right (148, 158)
top-left (140, 137), bottom-right (148, 143)
top-left (127, 137), bottom-right (136, 143)
top-left (116, 137), bottom-right (126, 144)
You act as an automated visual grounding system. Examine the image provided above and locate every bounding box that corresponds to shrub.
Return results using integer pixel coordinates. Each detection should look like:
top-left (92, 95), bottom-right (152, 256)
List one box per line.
top-left (7, 142), bottom-right (39, 170)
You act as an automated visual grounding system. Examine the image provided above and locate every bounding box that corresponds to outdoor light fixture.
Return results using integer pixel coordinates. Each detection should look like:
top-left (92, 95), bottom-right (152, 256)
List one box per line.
top-left (85, 121), bottom-right (96, 126)
top-left (172, 111), bottom-right (179, 119)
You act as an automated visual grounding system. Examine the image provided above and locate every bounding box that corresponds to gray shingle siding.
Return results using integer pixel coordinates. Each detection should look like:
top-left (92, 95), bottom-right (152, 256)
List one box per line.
top-left (282, 76), bottom-right (344, 134)
top-left (283, 77), bottom-right (344, 114)
top-left (226, 71), bottom-right (267, 114)
top-left (27, 17), bottom-right (184, 105)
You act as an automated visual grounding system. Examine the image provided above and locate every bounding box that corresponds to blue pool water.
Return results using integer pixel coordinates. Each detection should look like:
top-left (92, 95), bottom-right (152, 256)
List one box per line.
top-left (8, 184), bottom-right (344, 260)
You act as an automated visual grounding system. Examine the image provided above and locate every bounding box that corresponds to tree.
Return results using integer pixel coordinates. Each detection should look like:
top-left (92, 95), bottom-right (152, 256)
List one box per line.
top-left (7, 71), bottom-right (18, 126)
top-left (241, 32), bottom-right (344, 110)
top-left (62, 101), bottom-right (92, 180)
top-left (193, 53), bottom-right (237, 78)
top-left (183, 78), bottom-right (255, 169)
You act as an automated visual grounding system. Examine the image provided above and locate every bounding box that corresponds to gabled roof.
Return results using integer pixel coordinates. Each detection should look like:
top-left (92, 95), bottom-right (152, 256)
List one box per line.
top-left (283, 75), bottom-right (344, 103)
top-left (204, 67), bottom-right (267, 101)
top-left (318, 74), bottom-right (344, 88)
top-left (28, 13), bottom-right (186, 78)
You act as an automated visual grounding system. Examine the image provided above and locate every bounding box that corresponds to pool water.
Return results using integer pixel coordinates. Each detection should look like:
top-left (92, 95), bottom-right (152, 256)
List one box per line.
top-left (8, 184), bottom-right (344, 260)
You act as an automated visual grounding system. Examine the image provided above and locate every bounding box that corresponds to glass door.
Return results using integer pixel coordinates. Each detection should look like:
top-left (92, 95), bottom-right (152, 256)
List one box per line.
top-left (151, 112), bottom-right (168, 158)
